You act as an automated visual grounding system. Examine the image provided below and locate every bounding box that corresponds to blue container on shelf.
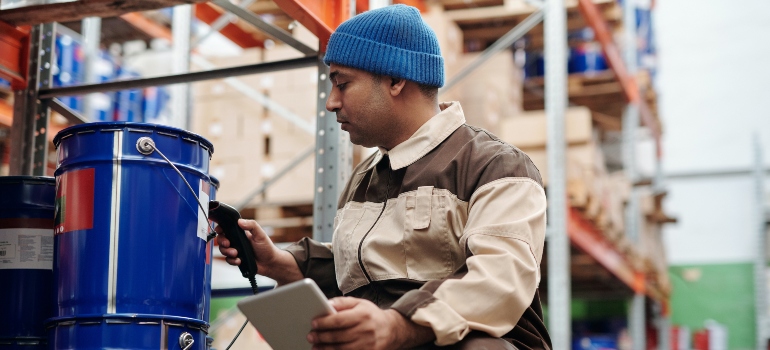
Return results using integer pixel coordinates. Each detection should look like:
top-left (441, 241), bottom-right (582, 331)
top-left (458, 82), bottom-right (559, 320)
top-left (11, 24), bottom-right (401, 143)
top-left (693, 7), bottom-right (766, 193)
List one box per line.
top-left (89, 52), bottom-right (117, 122)
top-left (523, 51), bottom-right (545, 78)
top-left (569, 42), bottom-right (608, 74)
top-left (54, 34), bottom-right (84, 112)
top-left (142, 86), bottom-right (170, 124)
top-left (47, 122), bottom-right (214, 349)
top-left (0, 176), bottom-right (56, 349)
top-left (572, 335), bottom-right (618, 350)
top-left (114, 69), bottom-right (144, 122)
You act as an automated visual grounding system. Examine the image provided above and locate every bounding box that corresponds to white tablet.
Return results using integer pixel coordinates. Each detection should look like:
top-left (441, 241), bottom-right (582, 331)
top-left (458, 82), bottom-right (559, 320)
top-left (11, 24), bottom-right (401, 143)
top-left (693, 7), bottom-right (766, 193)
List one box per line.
top-left (237, 278), bottom-right (336, 350)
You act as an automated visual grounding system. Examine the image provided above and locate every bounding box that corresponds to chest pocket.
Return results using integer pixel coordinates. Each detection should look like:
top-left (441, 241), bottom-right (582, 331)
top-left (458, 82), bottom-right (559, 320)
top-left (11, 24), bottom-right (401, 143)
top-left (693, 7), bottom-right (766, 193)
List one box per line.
top-left (404, 186), bottom-right (460, 280)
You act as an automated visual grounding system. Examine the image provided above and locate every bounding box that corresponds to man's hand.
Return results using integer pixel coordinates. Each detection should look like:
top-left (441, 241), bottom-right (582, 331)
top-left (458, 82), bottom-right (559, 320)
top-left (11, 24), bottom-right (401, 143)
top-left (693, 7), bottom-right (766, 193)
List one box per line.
top-left (216, 219), bottom-right (303, 285)
top-left (307, 297), bottom-right (435, 350)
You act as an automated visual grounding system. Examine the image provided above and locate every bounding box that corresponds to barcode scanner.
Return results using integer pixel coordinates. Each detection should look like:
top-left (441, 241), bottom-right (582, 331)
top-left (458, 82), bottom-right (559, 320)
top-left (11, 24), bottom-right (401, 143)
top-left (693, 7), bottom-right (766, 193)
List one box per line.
top-left (208, 201), bottom-right (259, 294)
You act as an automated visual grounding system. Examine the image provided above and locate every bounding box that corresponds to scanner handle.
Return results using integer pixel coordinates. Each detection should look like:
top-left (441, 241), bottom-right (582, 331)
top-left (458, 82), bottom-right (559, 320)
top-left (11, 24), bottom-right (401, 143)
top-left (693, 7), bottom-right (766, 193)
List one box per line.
top-left (208, 201), bottom-right (258, 279)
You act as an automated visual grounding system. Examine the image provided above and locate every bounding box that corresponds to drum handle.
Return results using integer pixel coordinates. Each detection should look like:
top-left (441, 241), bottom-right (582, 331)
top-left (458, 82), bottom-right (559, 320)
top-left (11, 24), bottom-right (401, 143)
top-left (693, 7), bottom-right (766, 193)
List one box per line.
top-left (136, 137), bottom-right (216, 242)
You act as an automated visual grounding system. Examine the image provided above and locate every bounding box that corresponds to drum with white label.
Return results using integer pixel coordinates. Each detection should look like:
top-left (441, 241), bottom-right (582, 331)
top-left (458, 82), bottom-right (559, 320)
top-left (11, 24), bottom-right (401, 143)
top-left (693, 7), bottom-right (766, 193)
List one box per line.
top-left (0, 176), bottom-right (56, 349)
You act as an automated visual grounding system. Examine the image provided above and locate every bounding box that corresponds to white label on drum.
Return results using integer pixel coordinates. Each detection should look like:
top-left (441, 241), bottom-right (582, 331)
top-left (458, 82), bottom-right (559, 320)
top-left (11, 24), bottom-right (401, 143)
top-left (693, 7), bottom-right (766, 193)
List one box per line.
top-left (0, 228), bottom-right (54, 270)
top-left (198, 179), bottom-right (210, 241)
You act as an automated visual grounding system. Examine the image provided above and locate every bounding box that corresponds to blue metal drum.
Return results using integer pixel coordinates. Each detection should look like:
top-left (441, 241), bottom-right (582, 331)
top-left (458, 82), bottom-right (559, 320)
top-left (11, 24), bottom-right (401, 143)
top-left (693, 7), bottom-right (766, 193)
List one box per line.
top-left (48, 122), bottom-right (214, 349)
top-left (0, 176), bottom-right (56, 349)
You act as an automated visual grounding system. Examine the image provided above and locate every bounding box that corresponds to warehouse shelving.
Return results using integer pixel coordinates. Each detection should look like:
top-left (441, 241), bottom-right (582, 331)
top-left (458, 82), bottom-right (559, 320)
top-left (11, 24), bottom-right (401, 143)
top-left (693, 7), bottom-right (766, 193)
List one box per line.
top-left (0, 0), bottom-right (670, 349)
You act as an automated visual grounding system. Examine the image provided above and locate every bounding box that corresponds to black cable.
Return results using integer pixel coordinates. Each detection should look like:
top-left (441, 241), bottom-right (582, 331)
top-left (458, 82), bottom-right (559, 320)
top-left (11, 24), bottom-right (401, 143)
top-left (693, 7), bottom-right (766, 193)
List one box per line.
top-left (249, 276), bottom-right (259, 295)
top-left (225, 277), bottom-right (259, 350)
top-left (225, 320), bottom-right (250, 350)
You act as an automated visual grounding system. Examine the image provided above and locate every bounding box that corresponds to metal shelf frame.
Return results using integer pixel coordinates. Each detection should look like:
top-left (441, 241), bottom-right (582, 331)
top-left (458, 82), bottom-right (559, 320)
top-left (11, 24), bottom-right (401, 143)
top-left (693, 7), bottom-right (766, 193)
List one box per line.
top-left (0, 0), bottom-right (669, 348)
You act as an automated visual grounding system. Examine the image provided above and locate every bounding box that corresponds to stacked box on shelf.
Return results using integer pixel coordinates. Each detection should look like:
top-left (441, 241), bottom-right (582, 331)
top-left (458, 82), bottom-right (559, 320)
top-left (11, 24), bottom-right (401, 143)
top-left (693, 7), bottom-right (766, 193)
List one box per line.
top-left (192, 47), bottom-right (270, 206)
top-left (191, 25), bottom-right (320, 210)
top-left (261, 25), bottom-right (321, 207)
top-left (443, 51), bottom-right (524, 135)
top-left (498, 106), bottom-right (595, 202)
top-left (638, 188), bottom-right (673, 294)
top-left (498, 106), bottom-right (638, 252)
top-left (422, 2), bottom-right (464, 86)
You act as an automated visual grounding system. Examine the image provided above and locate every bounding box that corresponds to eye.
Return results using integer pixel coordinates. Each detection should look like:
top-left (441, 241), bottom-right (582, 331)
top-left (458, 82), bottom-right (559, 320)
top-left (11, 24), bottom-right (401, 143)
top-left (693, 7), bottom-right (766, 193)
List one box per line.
top-left (336, 83), bottom-right (347, 91)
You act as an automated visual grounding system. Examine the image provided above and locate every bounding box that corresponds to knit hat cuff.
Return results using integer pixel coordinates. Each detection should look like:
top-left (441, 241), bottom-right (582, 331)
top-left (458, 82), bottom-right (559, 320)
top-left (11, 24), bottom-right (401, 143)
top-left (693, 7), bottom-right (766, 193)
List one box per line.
top-left (324, 31), bottom-right (445, 88)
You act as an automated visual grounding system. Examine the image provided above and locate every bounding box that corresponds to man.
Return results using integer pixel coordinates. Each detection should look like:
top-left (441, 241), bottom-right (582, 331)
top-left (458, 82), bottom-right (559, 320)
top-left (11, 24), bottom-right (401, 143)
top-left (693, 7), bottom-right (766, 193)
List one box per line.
top-left (217, 4), bottom-right (551, 349)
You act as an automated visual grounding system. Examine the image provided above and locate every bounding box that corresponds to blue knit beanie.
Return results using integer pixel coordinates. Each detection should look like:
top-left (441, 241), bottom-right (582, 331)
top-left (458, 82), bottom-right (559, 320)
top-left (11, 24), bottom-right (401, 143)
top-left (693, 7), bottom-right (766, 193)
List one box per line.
top-left (323, 4), bottom-right (444, 88)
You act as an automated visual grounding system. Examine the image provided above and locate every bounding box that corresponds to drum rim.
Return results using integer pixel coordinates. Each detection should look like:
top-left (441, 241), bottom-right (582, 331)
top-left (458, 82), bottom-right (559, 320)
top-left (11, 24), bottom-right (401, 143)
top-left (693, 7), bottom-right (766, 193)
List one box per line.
top-left (52, 122), bottom-right (214, 154)
top-left (0, 176), bottom-right (55, 185)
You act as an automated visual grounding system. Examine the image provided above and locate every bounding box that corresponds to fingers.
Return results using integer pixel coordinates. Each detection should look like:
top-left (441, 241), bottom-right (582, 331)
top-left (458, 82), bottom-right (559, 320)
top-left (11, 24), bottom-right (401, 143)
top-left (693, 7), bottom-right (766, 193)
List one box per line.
top-left (215, 233), bottom-right (229, 248)
top-left (238, 219), bottom-right (258, 234)
top-left (216, 234), bottom-right (240, 266)
top-left (308, 327), bottom-right (358, 345)
top-left (327, 297), bottom-right (362, 312)
top-left (312, 311), bottom-right (363, 331)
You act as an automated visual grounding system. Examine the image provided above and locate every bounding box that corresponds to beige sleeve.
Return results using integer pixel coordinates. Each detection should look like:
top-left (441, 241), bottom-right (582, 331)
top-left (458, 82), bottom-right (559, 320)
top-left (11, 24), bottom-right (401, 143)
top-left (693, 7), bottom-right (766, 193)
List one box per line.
top-left (395, 177), bottom-right (546, 345)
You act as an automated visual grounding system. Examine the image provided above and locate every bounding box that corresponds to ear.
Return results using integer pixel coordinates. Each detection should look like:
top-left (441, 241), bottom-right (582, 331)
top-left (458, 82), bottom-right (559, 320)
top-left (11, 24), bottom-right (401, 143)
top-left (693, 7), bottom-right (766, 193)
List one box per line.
top-left (389, 77), bottom-right (406, 96)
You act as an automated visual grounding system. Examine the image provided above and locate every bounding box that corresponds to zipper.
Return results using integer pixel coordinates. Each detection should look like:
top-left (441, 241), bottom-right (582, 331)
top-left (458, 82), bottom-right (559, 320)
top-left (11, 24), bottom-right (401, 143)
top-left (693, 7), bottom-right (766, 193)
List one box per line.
top-left (356, 161), bottom-right (391, 283)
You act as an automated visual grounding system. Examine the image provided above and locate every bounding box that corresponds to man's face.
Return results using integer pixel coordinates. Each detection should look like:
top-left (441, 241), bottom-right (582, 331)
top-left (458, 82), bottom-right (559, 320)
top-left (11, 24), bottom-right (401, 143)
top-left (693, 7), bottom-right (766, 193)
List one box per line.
top-left (326, 64), bottom-right (394, 149)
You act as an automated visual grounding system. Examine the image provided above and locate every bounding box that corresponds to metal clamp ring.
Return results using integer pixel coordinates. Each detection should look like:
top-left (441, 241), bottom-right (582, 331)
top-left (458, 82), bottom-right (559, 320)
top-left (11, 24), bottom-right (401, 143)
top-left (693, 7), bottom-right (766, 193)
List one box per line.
top-left (136, 137), bottom-right (156, 155)
top-left (179, 332), bottom-right (194, 350)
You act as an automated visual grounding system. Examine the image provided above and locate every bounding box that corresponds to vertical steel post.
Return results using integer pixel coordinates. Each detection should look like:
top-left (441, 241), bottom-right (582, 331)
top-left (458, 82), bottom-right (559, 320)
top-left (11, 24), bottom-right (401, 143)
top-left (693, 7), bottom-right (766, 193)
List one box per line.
top-left (369, 0), bottom-right (391, 10)
top-left (81, 17), bottom-right (101, 120)
top-left (172, 4), bottom-right (193, 130)
top-left (657, 305), bottom-right (671, 350)
top-left (313, 57), bottom-right (352, 242)
top-left (32, 23), bottom-right (55, 176)
top-left (545, 0), bottom-right (569, 346)
top-left (9, 23), bottom-right (55, 176)
top-left (754, 135), bottom-right (768, 350)
top-left (629, 294), bottom-right (646, 350)
top-left (622, 0), bottom-right (646, 348)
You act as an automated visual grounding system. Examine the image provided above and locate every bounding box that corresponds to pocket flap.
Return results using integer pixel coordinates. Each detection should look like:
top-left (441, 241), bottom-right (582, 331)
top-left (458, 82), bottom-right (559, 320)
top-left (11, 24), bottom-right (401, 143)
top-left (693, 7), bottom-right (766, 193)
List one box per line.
top-left (413, 186), bottom-right (433, 230)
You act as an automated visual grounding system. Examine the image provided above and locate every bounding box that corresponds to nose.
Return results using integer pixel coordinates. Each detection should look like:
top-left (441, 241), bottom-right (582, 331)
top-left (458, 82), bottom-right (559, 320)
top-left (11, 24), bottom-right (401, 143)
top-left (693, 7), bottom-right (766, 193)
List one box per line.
top-left (326, 87), bottom-right (341, 112)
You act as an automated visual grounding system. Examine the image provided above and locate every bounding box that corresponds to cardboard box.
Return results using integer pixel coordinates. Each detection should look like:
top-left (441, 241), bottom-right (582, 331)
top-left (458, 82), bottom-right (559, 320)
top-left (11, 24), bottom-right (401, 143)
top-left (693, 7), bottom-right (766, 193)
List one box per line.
top-left (422, 2), bottom-right (464, 79)
top-left (443, 51), bottom-right (524, 135)
top-left (498, 106), bottom-right (593, 149)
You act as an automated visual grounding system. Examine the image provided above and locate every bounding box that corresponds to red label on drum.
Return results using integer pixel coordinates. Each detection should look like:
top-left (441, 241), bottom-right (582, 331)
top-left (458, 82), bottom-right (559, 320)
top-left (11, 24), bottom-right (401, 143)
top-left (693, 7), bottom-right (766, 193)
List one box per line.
top-left (55, 168), bottom-right (95, 234)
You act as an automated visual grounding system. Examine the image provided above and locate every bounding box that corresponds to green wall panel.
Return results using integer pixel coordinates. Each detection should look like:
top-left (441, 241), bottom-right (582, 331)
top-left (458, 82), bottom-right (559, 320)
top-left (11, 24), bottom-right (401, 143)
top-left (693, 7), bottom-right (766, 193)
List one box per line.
top-left (210, 296), bottom-right (243, 324)
top-left (669, 262), bottom-right (756, 349)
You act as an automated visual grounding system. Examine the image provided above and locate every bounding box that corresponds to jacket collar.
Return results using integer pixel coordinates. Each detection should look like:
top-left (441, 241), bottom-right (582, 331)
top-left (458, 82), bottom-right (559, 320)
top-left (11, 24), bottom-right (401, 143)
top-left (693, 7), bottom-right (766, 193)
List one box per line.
top-left (360, 101), bottom-right (465, 173)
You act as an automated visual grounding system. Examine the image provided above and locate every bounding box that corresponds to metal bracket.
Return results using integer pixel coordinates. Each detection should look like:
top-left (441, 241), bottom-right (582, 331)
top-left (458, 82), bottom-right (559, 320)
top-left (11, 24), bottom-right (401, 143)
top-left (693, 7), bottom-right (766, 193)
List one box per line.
top-left (136, 137), bottom-right (156, 155)
top-left (178, 332), bottom-right (194, 350)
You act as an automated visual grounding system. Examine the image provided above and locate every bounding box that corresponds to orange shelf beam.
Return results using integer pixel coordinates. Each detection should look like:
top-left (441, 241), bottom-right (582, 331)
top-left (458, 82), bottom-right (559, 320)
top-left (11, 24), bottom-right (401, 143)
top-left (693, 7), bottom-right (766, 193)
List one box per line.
top-left (120, 13), bottom-right (173, 43)
top-left (577, 0), bottom-right (638, 104)
top-left (193, 3), bottom-right (264, 49)
top-left (576, 0), bottom-right (661, 141)
top-left (0, 21), bottom-right (28, 89)
top-left (356, 0), bottom-right (426, 13)
top-left (567, 207), bottom-right (647, 296)
top-left (0, 99), bottom-right (13, 128)
top-left (272, 0), bottom-right (351, 52)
